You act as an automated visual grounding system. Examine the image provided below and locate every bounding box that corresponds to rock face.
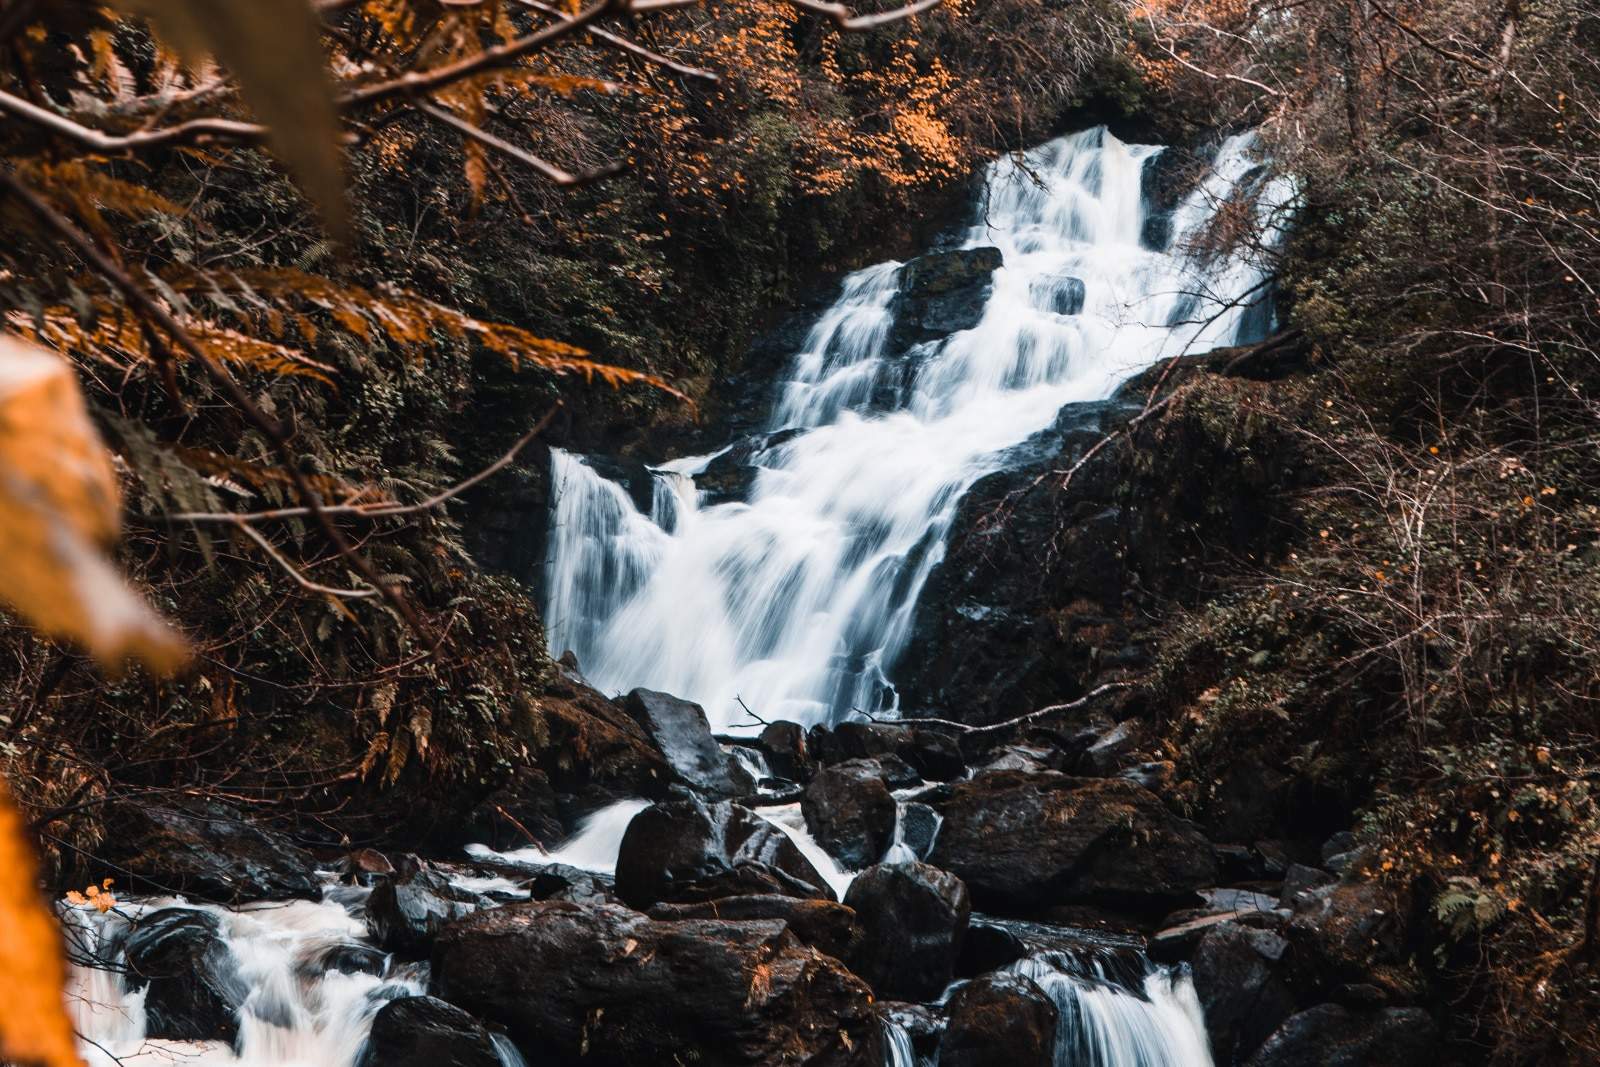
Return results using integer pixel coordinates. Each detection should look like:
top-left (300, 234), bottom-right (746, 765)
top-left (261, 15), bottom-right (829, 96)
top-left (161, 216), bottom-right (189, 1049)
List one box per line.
top-left (888, 247), bottom-right (1003, 352)
top-left (615, 797), bottom-right (833, 908)
top-left (358, 996), bottom-right (504, 1067)
top-left (648, 895), bottom-right (861, 961)
top-left (801, 759), bottom-right (897, 869)
top-left (1284, 881), bottom-right (1421, 1003)
top-left (930, 771), bottom-right (1219, 912)
top-left (622, 688), bottom-right (752, 796)
top-left (758, 721), bottom-right (813, 783)
top-left (1244, 1004), bottom-right (1439, 1067)
top-left (432, 900), bottom-right (881, 1066)
top-left (124, 909), bottom-right (245, 1041)
top-left (808, 722), bottom-right (963, 782)
top-left (368, 864), bottom-right (482, 955)
top-left (1192, 922), bottom-right (1296, 1064)
top-left (937, 972), bottom-right (1057, 1067)
top-left (844, 861), bottom-right (970, 1001)
top-left (99, 799), bottom-right (320, 903)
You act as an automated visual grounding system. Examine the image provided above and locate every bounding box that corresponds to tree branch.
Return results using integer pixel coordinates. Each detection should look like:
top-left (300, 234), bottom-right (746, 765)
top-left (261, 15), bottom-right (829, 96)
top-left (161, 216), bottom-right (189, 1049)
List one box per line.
top-left (787, 0), bottom-right (944, 31)
top-left (882, 681), bottom-right (1134, 735)
top-left (417, 101), bottom-right (623, 186)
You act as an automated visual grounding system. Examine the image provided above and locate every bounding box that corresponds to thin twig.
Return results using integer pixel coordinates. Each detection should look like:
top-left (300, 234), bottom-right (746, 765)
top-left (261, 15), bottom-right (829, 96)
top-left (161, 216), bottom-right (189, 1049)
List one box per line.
top-left (417, 101), bottom-right (623, 186)
top-left (232, 522), bottom-right (380, 599)
top-left (787, 0), bottom-right (944, 31)
top-left (885, 681), bottom-right (1134, 735)
top-left (515, 0), bottom-right (719, 81)
top-left (169, 405), bottom-right (560, 524)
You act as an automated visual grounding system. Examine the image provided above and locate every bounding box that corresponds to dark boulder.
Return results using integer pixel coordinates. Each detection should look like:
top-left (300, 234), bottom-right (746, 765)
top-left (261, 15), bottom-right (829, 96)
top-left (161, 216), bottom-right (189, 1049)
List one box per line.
top-left (844, 861), bottom-right (970, 1001)
top-left (1193, 923), bottom-right (1296, 1064)
top-left (339, 848), bottom-right (395, 887)
top-left (801, 759), bottom-right (897, 870)
top-left (99, 799), bottom-right (320, 903)
top-left (358, 996), bottom-right (504, 1067)
top-left (889, 247), bottom-right (1003, 351)
top-left (930, 771), bottom-right (1219, 912)
top-left (649, 895), bottom-right (861, 960)
top-left (124, 909), bottom-right (246, 1041)
top-left (937, 972), bottom-right (1057, 1067)
top-left (451, 767), bottom-right (565, 853)
top-left (1244, 1004), bottom-right (1439, 1067)
top-left (623, 688), bottom-right (752, 796)
top-left (615, 797), bottom-right (833, 908)
top-left (369, 865), bottom-right (482, 956)
top-left (432, 900), bottom-right (881, 1066)
top-left (809, 721), bottom-right (963, 782)
top-left (523, 862), bottom-right (618, 906)
top-left (1284, 881), bottom-right (1422, 1003)
top-left (757, 721), bottom-right (812, 783)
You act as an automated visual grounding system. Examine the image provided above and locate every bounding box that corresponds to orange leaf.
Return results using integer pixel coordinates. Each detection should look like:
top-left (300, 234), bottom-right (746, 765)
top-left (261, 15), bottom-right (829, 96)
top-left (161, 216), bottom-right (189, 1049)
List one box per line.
top-left (0, 334), bottom-right (188, 673)
top-left (0, 780), bottom-right (82, 1067)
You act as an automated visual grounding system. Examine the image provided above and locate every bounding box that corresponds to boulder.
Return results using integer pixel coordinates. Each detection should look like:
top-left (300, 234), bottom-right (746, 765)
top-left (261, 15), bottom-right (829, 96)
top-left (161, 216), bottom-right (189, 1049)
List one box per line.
top-left (1284, 882), bottom-right (1421, 1002)
top-left (623, 688), bottom-right (752, 796)
top-left (889, 247), bottom-right (1003, 351)
top-left (1278, 864), bottom-right (1334, 908)
top-left (801, 759), bottom-right (897, 870)
top-left (124, 909), bottom-right (245, 1041)
top-left (369, 865), bottom-right (482, 955)
top-left (523, 863), bottom-right (618, 906)
top-left (937, 972), bottom-right (1057, 1067)
top-left (648, 895), bottom-right (861, 960)
top-left (615, 797), bottom-right (833, 908)
top-left (844, 862), bottom-right (970, 1001)
top-left (930, 771), bottom-right (1219, 912)
top-left (358, 996), bottom-right (503, 1067)
top-left (810, 721), bottom-right (963, 782)
top-left (339, 849), bottom-right (395, 887)
top-left (1192, 923), bottom-right (1296, 1064)
top-left (757, 721), bottom-right (812, 782)
top-left (1244, 1004), bottom-right (1439, 1067)
top-left (99, 799), bottom-right (320, 903)
top-left (432, 900), bottom-right (881, 1066)
top-left (452, 767), bottom-right (565, 853)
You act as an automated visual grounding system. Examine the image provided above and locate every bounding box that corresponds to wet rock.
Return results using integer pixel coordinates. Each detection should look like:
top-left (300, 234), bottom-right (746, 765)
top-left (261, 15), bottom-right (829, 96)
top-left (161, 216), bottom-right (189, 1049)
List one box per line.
top-left (358, 995), bottom-right (503, 1067)
top-left (937, 972), bottom-right (1057, 1067)
top-left (369, 865), bottom-right (482, 956)
top-left (124, 908), bottom-right (246, 1041)
top-left (615, 797), bottom-right (834, 908)
top-left (1120, 759), bottom-right (1176, 791)
top-left (339, 848), bottom-right (395, 887)
top-left (623, 688), bottom-right (753, 797)
top-left (1083, 719), bottom-right (1140, 774)
top-left (881, 1001), bottom-right (946, 1063)
top-left (100, 799), bottom-right (320, 903)
top-left (1278, 863), bottom-right (1334, 908)
top-left (897, 802), bottom-right (942, 861)
top-left (810, 721), bottom-right (963, 782)
top-left (1193, 923), bottom-right (1296, 1064)
top-left (302, 941), bottom-right (388, 978)
top-left (432, 900), bottom-right (882, 1066)
top-left (1284, 882), bottom-right (1421, 1003)
top-left (1244, 1004), bottom-right (1439, 1067)
top-left (1032, 274), bottom-right (1085, 316)
top-left (757, 721), bottom-right (812, 782)
top-left (844, 861), bottom-right (970, 1001)
top-left (981, 744), bottom-right (1057, 775)
top-left (889, 247), bottom-right (1003, 351)
top-left (648, 895), bottom-right (861, 960)
top-left (957, 919), bottom-right (1029, 976)
top-left (801, 759), bottom-right (898, 870)
top-left (931, 771), bottom-right (1219, 912)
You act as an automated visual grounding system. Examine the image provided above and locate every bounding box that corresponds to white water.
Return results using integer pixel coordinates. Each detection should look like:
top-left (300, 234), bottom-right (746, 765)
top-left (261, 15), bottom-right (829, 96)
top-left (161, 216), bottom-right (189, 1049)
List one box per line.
top-left (465, 797), bottom-right (651, 875)
top-left (543, 127), bottom-right (1296, 730)
top-left (1011, 952), bottom-right (1214, 1067)
top-left (64, 895), bottom-right (426, 1067)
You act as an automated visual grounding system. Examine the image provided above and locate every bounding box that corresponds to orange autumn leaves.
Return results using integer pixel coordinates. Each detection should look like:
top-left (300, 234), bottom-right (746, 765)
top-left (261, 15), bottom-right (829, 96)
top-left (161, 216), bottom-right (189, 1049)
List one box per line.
top-left (0, 334), bottom-right (189, 1067)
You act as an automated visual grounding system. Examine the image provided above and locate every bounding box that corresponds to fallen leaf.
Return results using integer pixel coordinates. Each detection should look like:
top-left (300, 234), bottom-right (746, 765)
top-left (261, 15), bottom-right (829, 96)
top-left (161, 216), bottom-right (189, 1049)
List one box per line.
top-left (0, 334), bottom-right (188, 673)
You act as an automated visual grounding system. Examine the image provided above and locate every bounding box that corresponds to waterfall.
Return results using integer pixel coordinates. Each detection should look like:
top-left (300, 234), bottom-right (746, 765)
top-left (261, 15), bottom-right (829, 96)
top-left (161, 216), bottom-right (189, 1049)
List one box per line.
top-left (541, 126), bottom-right (1297, 730)
top-left (1010, 951), bottom-right (1214, 1067)
top-left (64, 895), bottom-right (424, 1067)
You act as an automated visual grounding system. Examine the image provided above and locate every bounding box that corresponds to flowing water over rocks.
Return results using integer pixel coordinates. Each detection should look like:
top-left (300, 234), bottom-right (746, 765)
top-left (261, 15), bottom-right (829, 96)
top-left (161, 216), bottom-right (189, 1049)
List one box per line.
top-left (66, 127), bottom-right (1305, 1067)
top-left (543, 126), bottom-right (1294, 732)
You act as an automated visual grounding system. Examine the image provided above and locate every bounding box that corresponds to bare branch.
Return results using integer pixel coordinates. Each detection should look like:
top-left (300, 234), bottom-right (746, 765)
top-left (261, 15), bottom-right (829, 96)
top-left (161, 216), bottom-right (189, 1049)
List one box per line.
top-left (231, 522), bottom-right (380, 599)
top-left (787, 0), bottom-right (943, 31)
top-left (879, 681), bottom-right (1135, 735)
top-left (417, 101), bottom-right (623, 186)
top-left (515, 0), bottom-right (719, 82)
top-left (168, 405), bottom-right (561, 525)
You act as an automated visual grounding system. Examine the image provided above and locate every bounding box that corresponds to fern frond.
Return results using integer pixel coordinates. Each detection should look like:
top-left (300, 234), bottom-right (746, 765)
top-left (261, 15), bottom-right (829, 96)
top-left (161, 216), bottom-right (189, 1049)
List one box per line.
top-left (164, 267), bottom-right (694, 406)
top-left (8, 304), bottom-right (336, 383)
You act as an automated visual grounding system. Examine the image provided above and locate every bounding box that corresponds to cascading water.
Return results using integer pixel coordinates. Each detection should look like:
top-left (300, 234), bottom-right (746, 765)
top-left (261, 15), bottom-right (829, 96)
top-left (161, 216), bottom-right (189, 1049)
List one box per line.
top-left (542, 126), bottom-right (1296, 730)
